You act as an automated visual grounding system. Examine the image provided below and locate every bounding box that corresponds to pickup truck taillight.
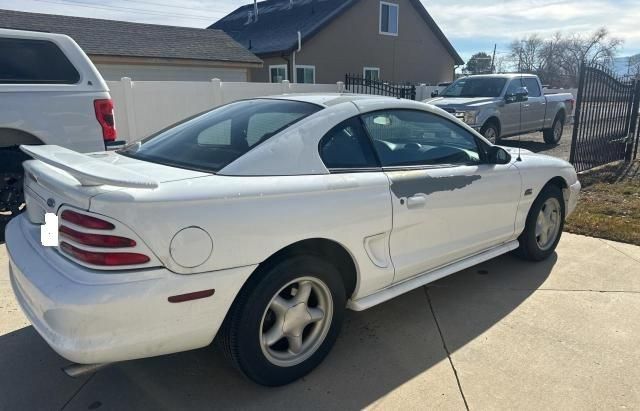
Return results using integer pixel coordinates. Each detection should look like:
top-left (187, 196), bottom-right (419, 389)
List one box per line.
top-left (94, 99), bottom-right (117, 142)
top-left (59, 210), bottom-right (150, 266)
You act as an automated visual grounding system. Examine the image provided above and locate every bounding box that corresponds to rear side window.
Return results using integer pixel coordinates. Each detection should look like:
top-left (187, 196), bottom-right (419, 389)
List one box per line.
top-left (319, 117), bottom-right (379, 170)
top-left (120, 99), bottom-right (321, 173)
top-left (522, 77), bottom-right (542, 97)
top-left (0, 38), bottom-right (80, 84)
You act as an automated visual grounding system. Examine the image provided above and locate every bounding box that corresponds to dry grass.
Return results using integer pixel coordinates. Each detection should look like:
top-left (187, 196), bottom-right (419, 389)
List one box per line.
top-left (565, 160), bottom-right (640, 246)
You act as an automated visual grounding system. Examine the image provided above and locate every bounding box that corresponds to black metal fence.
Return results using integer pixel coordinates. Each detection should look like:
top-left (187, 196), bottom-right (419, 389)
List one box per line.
top-left (345, 74), bottom-right (416, 100)
top-left (570, 62), bottom-right (640, 172)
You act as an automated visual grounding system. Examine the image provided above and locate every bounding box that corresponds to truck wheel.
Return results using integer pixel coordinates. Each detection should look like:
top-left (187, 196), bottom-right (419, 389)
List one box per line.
top-left (514, 185), bottom-right (565, 261)
top-left (481, 122), bottom-right (500, 144)
top-left (543, 114), bottom-right (564, 145)
top-left (218, 255), bottom-right (346, 386)
top-left (0, 148), bottom-right (28, 223)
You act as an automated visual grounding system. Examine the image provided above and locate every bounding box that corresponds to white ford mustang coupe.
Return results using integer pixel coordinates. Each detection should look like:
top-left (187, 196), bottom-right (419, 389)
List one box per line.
top-left (7, 94), bottom-right (580, 386)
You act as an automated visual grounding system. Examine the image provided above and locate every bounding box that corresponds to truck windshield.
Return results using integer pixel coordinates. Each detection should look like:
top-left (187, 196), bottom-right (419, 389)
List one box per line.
top-left (119, 99), bottom-right (321, 173)
top-left (440, 77), bottom-right (507, 98)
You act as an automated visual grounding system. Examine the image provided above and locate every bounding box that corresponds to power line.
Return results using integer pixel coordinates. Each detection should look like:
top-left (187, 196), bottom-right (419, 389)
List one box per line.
top-left (107, 0), bottom-right (232, 14)
top-left (29, 0), bottom-right (222, 22)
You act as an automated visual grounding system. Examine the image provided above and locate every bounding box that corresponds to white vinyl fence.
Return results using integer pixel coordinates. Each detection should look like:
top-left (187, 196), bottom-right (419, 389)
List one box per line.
top-left (108, 78), bottom-right (347, 142)
top-left (106, 77), bottom-right (578, 143)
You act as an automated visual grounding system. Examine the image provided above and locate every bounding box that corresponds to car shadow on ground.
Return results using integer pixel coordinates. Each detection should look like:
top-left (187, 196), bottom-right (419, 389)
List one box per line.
top-left (0, 253), bottom-right (556, 410)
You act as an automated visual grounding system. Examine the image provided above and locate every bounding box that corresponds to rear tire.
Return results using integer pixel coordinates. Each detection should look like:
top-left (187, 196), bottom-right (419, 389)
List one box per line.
top-left (0, 147), bottom-right (29, 223)
top-left (481, 122), bottom-right (500, 144)
top-left (515, 185), bottom-right (565, 261)
top-left (218, 255), bottom-right (346, 386)
top-left (543, 114), bottom-right (565, 145)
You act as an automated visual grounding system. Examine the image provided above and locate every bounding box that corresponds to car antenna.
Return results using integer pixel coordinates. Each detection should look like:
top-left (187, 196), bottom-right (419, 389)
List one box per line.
top-left (516, 73), bottom-right (523, 162)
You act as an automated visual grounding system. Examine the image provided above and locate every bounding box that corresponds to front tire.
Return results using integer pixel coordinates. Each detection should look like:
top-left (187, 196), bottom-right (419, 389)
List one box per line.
top-left (515, 185), bottom-right (565, 261)
top-left (543, 114), bottom-right (565, 144)
top-left (218, 255), bottom-right (346, 386)
top-left (481, 122), bottom-right (500, 144)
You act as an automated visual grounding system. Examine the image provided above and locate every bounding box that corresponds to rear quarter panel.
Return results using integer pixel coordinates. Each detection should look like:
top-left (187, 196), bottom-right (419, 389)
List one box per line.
top-left (89, 173), bottom-right (396, 299)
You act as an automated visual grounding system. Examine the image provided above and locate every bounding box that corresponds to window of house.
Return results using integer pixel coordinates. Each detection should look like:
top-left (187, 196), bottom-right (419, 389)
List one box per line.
top-left (361, 110), bottom-right (481, 167)
top-left (379, 2), bottom-right (399, 36)
top-left (522, 77), bottom-right (542, 97)
top-left (363, 67), bottom-right (380, 81)
top-left (295, 65), bottom-right (316, 84)
top-left (269, 65), bottom-right (288, 83)
top-left (319, 117), bottom-right (379, 170)
top-left (0, 38), bottom-right (80, 84)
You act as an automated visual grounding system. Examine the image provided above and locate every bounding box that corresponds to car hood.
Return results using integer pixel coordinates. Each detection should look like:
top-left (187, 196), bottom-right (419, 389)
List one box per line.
top-left (426, 97), bottom-right (501, 109)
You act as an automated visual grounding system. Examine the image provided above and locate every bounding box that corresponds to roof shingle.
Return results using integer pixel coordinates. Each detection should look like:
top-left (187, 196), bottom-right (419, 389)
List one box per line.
top-left (0, 9), bottom-right (262, 65)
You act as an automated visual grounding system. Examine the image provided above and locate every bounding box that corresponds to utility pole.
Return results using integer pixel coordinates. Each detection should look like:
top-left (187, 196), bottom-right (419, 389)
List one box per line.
top-left (491, 44), bottom-right (497, 73)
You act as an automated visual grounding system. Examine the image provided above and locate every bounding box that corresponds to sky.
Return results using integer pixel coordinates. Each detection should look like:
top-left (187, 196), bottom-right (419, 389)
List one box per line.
top-left (1, 0), bottom-right (639, 61)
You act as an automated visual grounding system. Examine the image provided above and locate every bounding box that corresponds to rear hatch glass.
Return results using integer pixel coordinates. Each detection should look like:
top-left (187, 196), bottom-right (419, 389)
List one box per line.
top-left (118, 99), bottom-right (322, 173)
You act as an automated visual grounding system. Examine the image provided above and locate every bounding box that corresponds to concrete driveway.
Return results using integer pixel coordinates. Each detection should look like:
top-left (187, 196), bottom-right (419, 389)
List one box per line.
top-left (1, 233), bottom-right (639, 411)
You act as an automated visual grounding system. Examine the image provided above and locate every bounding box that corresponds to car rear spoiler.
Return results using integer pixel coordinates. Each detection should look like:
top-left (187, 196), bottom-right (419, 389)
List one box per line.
top-left (20, 145), bottom-right (159, 189)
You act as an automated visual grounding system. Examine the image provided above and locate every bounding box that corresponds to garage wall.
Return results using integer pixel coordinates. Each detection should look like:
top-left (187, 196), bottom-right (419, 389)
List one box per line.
top-left (95, 63), bottom-right (248, 82)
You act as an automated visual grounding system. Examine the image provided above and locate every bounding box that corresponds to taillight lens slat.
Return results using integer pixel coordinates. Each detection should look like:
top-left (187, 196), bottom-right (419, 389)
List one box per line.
top-left (60, 242), bottom-right (150, 266)
top-left (59, 226), bottom-right (136, 248)
top-left (61, 210), bottom-right (115, 230)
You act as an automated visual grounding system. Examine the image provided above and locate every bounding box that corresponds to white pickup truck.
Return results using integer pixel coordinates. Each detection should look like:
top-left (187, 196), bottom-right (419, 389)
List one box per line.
top-left (0, 28), bottom-right (123, 221)
top-left (427, 74), bottom-right (574, 145)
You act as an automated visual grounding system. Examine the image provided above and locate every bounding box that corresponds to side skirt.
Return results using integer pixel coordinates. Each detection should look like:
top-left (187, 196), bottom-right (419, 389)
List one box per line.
top-left (348, 240), bottom-right (520, 311)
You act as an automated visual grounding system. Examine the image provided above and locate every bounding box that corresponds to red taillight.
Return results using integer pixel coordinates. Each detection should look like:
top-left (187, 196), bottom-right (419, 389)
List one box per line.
top-left (60, 242), bottom-right (150, 266)
top-left (61, 210), bottom-right (115, 230)
top-left (59, 226), bottom-right (136, 248)
top-left (94, 99), bottom-right (117, 142)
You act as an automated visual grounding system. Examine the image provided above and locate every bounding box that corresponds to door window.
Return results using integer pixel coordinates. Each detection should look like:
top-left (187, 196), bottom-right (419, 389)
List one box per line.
top-left (505, 78), bottom-right (524, 96)
top-left (0, 38), bottom-right (80, 84)
top-left (319, 117), bottom-right (379, 170)
top-left (361, 110), bottom-right (481, 167)
top-left (522, 78), bottom-right (542, 97)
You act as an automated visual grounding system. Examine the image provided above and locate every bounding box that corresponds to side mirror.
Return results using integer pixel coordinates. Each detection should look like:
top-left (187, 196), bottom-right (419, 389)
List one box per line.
top-left (431, 90), bottom-right (439, 98)
top-left (488, 146), bottom-right (511, 165)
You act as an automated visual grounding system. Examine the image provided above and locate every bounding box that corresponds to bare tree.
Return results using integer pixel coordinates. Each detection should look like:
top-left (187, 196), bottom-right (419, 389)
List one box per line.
top-left (627, 54), bottom-right (640, 78)
top-left (507, 28), bottom-right (623, 87)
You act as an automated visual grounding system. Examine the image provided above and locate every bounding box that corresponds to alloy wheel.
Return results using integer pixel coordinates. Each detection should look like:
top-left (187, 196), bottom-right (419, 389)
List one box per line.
top-left (535, 197), bottom-right (561, 251)
top-left (260, 276), bottom-right (333, 367)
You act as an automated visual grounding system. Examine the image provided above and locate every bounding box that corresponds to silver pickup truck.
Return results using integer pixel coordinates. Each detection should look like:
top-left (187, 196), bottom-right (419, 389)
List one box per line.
top-left (426, 74), bottom-right (574, 145)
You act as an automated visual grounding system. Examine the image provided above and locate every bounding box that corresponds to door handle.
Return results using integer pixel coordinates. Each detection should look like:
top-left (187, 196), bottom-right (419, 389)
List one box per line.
top-left (406, 195), bottom-right (427, 209)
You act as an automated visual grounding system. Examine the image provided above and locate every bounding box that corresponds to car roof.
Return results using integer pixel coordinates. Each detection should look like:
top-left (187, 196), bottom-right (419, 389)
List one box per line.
top-left (460, 73), bottom-right (538, 80)
top-left (268, 93), bottom-right (413, 107)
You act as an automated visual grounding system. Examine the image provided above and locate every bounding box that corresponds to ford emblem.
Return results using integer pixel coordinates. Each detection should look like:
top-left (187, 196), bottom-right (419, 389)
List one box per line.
top-left (47, 198), bottom-right (56, 208)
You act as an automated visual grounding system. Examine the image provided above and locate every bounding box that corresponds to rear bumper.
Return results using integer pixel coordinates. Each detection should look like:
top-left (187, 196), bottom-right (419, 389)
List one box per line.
top-left (6, 215), bottom-right (256, 364)
top-left (104, 140), bottom-right (126, 151)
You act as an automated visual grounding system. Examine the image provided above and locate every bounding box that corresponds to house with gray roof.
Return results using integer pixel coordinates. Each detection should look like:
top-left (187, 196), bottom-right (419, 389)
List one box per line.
top-left (0, 9), bottom-right (262, 82)
top-left (211, 0), bottom-right (464, 85)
